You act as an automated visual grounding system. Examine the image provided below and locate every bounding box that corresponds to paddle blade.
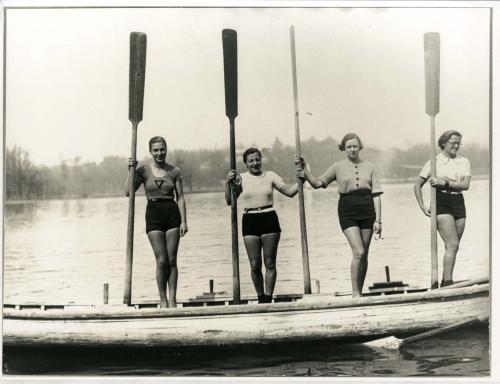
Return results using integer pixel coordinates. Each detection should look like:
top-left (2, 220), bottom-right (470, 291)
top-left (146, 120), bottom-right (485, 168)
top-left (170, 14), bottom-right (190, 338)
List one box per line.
top-left (424, 32), bottom-right (440, 116)
top-left (364, 336), bottom-right (402, 350)
top-left (222, 29), bottom-right (238, 120)
top-left (129, 32), bottom-right (147, 124)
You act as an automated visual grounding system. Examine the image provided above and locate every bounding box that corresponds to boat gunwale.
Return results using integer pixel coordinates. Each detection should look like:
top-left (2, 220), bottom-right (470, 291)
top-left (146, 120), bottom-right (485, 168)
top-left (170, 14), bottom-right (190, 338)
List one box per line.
top-left (3, 283), bottom-right (489, 321)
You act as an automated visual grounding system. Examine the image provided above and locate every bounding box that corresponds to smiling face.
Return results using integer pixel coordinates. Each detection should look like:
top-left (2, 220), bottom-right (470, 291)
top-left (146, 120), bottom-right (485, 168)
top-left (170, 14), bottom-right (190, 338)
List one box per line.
top-left (150, 141), bottom-right (167, 164)
top-left (344, 138), bottom-right (361, 161)
top-left (443, 134), bottom-right (462, 158)
top-left (245, 152), bottom-right (262, 175)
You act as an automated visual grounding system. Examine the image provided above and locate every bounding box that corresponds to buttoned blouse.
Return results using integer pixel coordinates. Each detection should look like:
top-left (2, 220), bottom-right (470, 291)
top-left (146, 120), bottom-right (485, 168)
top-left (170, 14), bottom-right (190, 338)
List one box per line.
top-left (318, 158), bottom-right (383, 196)
top-left (239, 171), bottom-right (286, 210)
top-left (419, 152), bottom-right (471, 194)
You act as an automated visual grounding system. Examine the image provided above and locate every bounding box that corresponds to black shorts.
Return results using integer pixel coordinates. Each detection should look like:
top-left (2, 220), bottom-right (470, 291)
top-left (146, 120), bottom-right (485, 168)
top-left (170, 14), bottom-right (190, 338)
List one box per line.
top-left (145, 199), bottom-right (181, 233)
top-left (437, 190), bottom-right (466, 219)
top-left (242, 210), bottom-right (281, 237)
top-left (338, 190), bottom-right (376, 231)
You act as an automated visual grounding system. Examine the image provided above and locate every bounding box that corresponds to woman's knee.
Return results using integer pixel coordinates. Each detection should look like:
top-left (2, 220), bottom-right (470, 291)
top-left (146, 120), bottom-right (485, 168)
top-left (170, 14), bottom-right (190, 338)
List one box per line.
top-left (167, 256), bottom-right (178, 268)
top-left (351, 248), bottom-right (366, 261)
top-left (445, 240), bottom-right (460, 254)
top-left (156, 256), bottom-right (168, 269)
top-left (263, 257), bottom-right (276, 270)
top-left (249, 259), bottom-right (262, 273)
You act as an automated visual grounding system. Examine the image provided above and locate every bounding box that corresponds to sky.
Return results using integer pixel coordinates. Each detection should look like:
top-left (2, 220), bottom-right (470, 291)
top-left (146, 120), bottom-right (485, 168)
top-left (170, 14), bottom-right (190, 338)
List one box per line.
top-left (4, 5), bottom-right (491, 166)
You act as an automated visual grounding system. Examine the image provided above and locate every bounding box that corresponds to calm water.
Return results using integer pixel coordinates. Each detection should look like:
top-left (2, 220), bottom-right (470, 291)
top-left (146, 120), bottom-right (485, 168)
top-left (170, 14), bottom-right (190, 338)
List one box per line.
top-left (3, 180), bottom-right (490, 376)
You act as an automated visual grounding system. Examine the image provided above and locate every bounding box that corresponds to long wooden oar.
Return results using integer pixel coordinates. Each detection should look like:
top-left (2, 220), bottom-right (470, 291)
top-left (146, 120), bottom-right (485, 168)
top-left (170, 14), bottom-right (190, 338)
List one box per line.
top-left (289, 26), bottom-right (311, 294)
top-left (364, 314), bottom-right (488, 350)
top-left (222, 29), bottom-right (240, 304)
top-left (424, 32), bottom-right (440, 290)
top-left (123, 32), bottom-right (147, 305)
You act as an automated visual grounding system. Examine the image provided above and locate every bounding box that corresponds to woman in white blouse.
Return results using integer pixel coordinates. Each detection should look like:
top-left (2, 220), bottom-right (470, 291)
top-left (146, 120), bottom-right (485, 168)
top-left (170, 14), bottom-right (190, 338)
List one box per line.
top-left (225, 148), bottom-right (298, 303)
top-left (299, 133), bottom-right (383, 297)
top-left (414, 130), bottom-right (471, 287)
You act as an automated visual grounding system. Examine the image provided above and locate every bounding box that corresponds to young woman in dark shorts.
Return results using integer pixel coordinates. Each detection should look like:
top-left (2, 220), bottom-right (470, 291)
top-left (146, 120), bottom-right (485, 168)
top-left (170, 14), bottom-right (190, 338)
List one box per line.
top-left (126, 136), bottom-right (188, 308)
top-left (414, 130), bottom-right (471, 287)
top-left (298, 133), bottom-right (383, 297)
top-left (225, 148), bottom-right (298, 303)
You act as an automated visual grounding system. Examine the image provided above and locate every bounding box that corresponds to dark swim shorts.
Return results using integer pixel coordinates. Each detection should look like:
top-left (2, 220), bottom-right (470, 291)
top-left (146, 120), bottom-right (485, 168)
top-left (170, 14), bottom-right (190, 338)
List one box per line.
top-left (338, 190), bottom-right (376, 231)
top-left (436, 190), bottom-right (466, 220)
top-left (242, 210), bottom-right (281, 237)
top-left (145, 199), bottom-right (181, 233)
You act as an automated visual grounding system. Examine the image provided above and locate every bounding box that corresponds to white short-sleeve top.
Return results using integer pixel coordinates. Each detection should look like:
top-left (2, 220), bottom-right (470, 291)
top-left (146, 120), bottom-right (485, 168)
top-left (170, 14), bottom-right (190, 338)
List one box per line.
top-left (419, 153), bottom-right (471, 194)
top-left (239, 171), bottom-right (286, 211)
top-left (318, 158), bottom-right (383, 196)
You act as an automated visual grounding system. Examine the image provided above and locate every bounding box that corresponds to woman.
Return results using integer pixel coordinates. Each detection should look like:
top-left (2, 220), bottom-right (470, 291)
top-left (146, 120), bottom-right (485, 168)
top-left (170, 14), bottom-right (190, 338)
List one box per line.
top-left (414, 130), bottom-right (471, 287)
top-left (299, 133), bottom-right (382, 297)
top-left (126, 136), bottom-right (188, 308)
top-left (225, 148), bottom-right (298, 303)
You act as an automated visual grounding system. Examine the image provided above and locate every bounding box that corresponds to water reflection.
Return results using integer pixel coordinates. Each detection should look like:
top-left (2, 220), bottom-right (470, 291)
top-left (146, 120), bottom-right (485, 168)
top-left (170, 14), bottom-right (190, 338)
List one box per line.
top-left (2, 325), bottom-right (488, 376)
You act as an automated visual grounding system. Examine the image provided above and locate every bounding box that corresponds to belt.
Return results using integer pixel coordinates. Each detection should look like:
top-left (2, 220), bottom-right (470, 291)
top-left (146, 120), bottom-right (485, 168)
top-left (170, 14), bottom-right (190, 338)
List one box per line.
top-left (437, 190), bottom-right (462, 195)
top-left (148, 198), bottom-right (174, 202)
top-left (244, 205), bottom-right (273, 213)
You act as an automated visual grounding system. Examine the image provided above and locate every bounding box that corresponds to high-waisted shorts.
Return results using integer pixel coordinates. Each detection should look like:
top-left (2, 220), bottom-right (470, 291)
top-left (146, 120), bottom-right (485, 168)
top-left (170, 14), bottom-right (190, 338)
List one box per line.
top-left (242, 210), bottom-right (281, 237)
top-left (437, 190), bottom-right (466, 219)
top-left (338, 190), bottom-right (376, 231)
top-left (145, 199), bottom-right (181, 233)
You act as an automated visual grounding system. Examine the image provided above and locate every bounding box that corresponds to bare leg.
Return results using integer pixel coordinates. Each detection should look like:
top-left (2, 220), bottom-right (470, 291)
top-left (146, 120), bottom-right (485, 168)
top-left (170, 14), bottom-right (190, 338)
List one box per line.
top-left (243, 235), bottom-right (264, 296)
top-left (147, 230), bottom-right (169, 308)
top-left (437, 214), bottom-right (461, 282)
top-left (261, 232), bottom-right (280, 296)
top-left (343, 226), bottom-right (366, 297)
top-left (359, 228), bottom-right (374, 293)
top-left (165, 227), bottom-right (181, 308)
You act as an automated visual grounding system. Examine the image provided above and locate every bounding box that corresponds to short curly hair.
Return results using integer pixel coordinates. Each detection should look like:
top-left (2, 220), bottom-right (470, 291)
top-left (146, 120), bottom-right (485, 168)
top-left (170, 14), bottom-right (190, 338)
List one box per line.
top-left (438, 130), bottom-right (462, 149)
top-left (338, 133), bottom-right (363, 151)
top-left (149, 136), bottom-right (167, 151)
top-left (242, 147), bottom-right (262, 163)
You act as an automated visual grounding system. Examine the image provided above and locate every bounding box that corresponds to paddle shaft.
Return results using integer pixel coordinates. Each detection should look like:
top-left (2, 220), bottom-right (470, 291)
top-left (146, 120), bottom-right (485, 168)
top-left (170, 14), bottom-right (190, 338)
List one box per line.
top-left (229, 118), bottom-right (240, 304)
top-left (430, 115), bottom-right (438, 289)
top-left (400, 314), bottom-right (488, 347)
top-left (124, 123), bottom-right (138, 305)
top-left (290, 26), bottom-right (311, 294)
top-left (124, 32), bottom-right (147, 305)
top-left (424, 32), bottom-right (440, 290)
top-left (222, 29), bottom-right (240, 304)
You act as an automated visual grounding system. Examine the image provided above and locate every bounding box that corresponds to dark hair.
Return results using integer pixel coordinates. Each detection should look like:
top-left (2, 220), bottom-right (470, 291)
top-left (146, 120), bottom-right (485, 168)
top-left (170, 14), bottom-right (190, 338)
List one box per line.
top-left (438, 130), bottom-right (462, 149)
top-left (338, 133), bottom-right (363, 151)
top-left (149, 136), bottom-right (167, 151)
top-left (242, 147), bottom-right (262, 163)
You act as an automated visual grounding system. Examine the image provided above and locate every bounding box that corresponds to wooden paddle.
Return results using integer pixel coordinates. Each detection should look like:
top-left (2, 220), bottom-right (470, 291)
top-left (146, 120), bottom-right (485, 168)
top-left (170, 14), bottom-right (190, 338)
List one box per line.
top-left (222, 29), bottom-right (240, 304)
top-left (424, 32), bottom-right (440, 290)
top-left (289, 26), bottom-right (311, 294)
top-left (364, 314), bottom-right (488, 350)
top-left (123, 32), bottom-right (147, 305)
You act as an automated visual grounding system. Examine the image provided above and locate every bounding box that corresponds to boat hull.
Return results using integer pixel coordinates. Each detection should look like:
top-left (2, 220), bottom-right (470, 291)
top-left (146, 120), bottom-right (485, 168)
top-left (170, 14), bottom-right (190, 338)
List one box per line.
top-left (3, 284), bottom-right (489, 348)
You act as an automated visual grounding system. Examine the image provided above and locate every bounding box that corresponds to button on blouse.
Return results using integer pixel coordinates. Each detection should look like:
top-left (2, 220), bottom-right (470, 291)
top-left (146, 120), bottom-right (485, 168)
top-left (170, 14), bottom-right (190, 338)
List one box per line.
top-left (318, 158), bottom-right (383, 195)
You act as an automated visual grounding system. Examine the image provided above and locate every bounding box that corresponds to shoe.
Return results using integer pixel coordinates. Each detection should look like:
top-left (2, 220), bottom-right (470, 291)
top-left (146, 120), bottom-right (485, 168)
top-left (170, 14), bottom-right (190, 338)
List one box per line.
top-left (257, 294), bottom-right (273, 304)
top-left (440, 280), bottom-right (454, 287)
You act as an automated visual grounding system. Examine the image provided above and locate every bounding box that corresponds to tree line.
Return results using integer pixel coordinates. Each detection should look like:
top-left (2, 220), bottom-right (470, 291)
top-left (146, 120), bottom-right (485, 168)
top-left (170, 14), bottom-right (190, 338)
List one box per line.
top-left (5, 137), bottom-right (489, 200)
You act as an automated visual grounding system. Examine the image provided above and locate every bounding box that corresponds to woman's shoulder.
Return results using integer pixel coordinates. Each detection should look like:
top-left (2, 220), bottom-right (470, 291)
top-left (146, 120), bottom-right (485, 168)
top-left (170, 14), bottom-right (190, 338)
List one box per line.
top-left (165, 162), bottom-right (183, 175)
top-left (136, 159), bottom-right (152, 173)
top-left (455, 155), bottom-right (470, 164)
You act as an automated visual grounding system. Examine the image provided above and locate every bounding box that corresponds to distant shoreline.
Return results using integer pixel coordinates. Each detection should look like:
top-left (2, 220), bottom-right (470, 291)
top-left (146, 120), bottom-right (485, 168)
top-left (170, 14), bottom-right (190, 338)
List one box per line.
top-left (5, 174), bottom-right (489, 204)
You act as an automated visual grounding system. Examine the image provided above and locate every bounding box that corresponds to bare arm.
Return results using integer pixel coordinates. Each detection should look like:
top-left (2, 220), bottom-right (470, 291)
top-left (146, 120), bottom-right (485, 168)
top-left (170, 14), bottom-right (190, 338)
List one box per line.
top-left (224, 170), bottom-right (242, 205)
top-left (372, 195), bottom-right (382, 235)
top-left (429, 176), bottom-right (471, 192)
top-left (175, 179), bottom-right (188, 237)
top-left (125, 159), bottom-right (142, 196)
top-left (277, 182), bottom-right (298, 197)
top-left (302, 164), bottom-right (326, 189)
top-left (414, 176), bottom-right (430, 217)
